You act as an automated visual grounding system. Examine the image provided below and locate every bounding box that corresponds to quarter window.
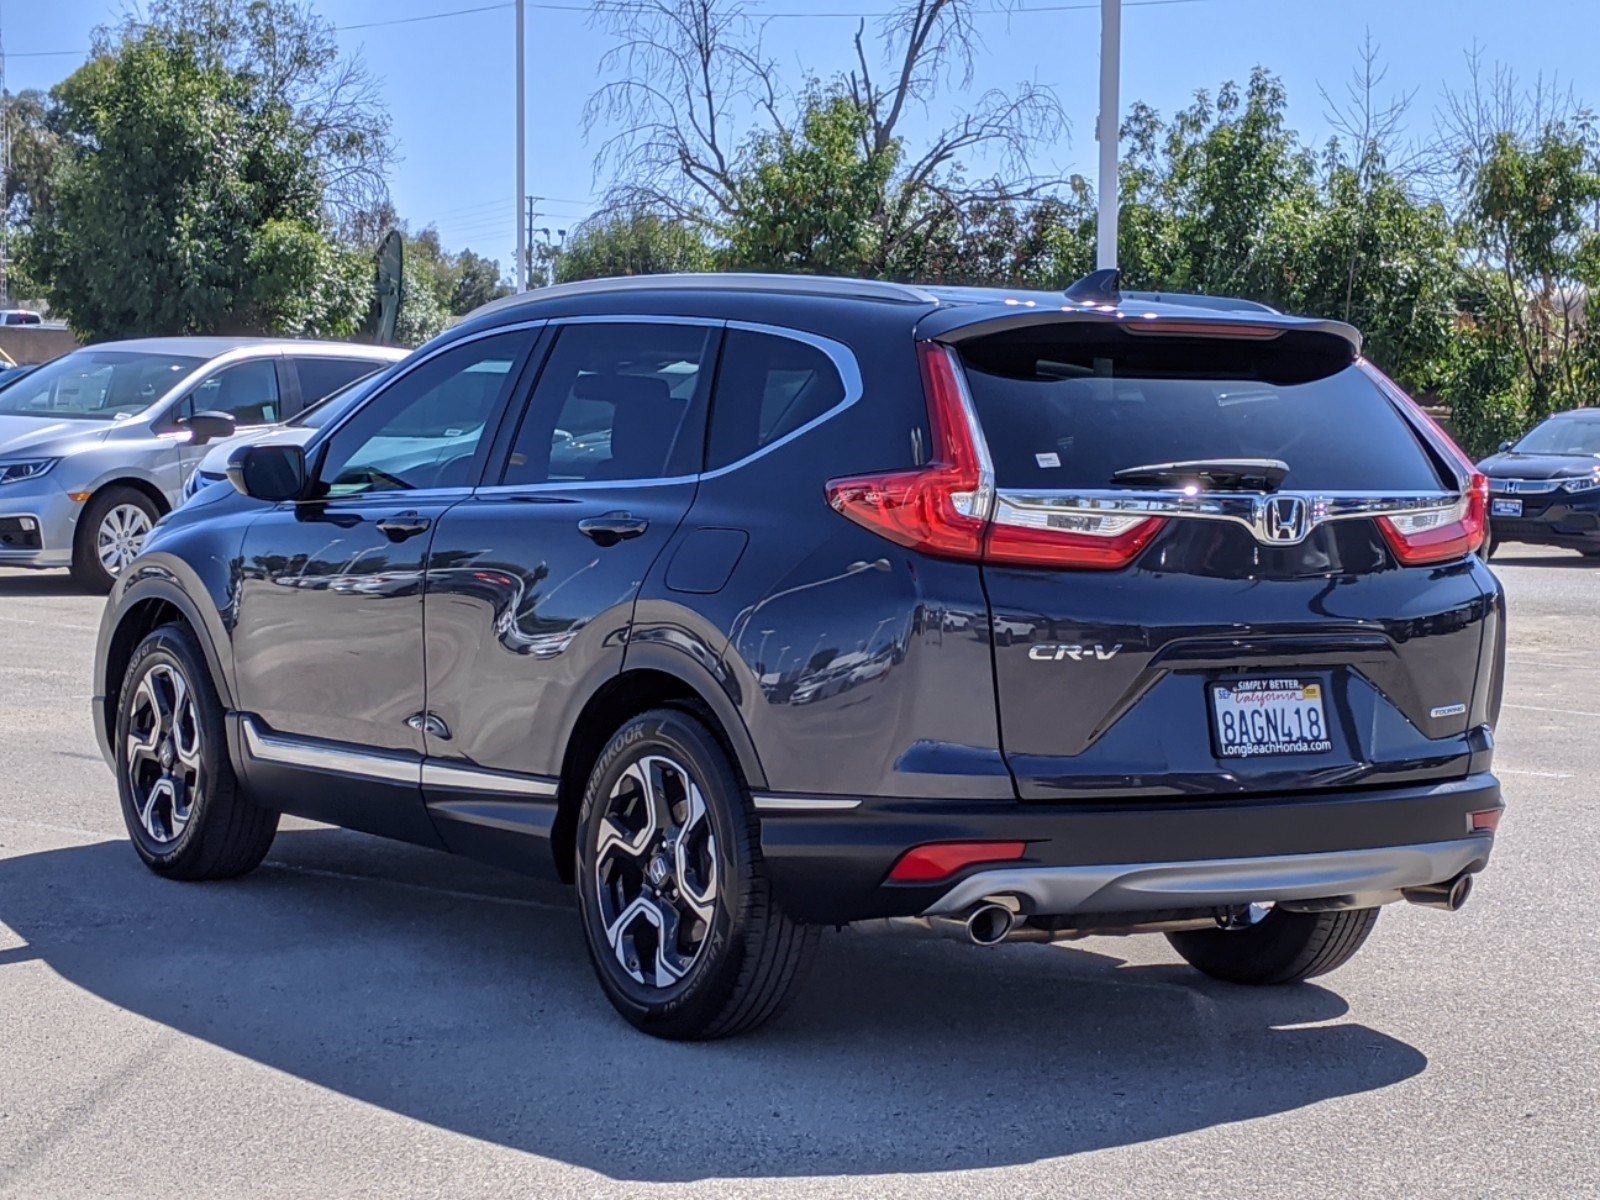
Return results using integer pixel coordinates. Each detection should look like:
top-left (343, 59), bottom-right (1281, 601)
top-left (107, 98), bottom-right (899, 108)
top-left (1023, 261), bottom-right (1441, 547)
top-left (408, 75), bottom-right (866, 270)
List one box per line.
top-left (316, 332), bottom-right (528, 497)
top-left (502, 322), bottom-right (715, 485)
top-left (294, 358), bottom-right (383, 408)
top-left (706, 329), bottom-right (846, 470)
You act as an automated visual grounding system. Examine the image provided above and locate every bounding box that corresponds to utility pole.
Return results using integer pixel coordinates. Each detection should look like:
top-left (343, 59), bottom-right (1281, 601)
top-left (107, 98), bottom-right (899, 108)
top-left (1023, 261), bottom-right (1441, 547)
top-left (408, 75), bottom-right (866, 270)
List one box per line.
top-left (0, 0), bottom-right (10, 306)
top-left (525, 197), bottom-right (541, 285)
top-left (514, 0), bottom-right (526, 291)
top-left (1096, 0), bottom-right (1121, 271)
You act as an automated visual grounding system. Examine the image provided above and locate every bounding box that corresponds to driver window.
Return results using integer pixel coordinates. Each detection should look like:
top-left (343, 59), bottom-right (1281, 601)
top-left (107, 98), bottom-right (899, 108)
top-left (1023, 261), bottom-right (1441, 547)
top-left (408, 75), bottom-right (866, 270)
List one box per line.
top-left (187, 359), bottom-right (282, 426)
top-left (316, 332), bottom-right (527, 497)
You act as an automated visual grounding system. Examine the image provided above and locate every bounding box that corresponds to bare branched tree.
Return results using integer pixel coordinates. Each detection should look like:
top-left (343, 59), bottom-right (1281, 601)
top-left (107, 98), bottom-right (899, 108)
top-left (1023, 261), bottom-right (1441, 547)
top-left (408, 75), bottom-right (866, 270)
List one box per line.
top-left (585, 0), bottom-right (1066, 270)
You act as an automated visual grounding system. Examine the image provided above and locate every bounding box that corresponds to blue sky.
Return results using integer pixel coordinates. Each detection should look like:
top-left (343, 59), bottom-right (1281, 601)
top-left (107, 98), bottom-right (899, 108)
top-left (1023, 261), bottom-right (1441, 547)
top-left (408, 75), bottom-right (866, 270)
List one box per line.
top-left (10, 0), bottom-right (1600, 276)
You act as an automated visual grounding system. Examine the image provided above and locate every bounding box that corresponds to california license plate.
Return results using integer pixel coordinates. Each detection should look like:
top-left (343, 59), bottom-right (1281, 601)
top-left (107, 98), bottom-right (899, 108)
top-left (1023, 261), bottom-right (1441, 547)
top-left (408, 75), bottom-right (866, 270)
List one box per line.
top-left (1492, 498), bottom-right (1522, 517)
top-left (1210, 678), bottom-right (1332, 758)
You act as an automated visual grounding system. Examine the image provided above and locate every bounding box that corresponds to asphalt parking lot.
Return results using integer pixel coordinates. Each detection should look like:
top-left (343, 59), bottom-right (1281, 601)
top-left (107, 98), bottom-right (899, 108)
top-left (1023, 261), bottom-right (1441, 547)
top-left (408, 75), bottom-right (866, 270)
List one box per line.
top-left (0, 551), bottom-right (1595, 1199)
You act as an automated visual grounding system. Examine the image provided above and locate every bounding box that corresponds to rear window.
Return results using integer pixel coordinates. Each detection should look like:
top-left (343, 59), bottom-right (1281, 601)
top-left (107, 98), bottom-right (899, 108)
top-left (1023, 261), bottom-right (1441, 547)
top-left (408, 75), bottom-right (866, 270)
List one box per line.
top-left (958, 326), bottom-right (1443, 492)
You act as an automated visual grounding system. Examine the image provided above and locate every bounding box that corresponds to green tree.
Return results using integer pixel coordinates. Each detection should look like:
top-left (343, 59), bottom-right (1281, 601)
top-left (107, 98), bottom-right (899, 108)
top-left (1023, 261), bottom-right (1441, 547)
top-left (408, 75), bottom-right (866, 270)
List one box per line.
top-left (724, 94), bottom-right (896, 275)
top-left (23, 31), bottom-right (370, 339)
top-left (557, 211), bottom-right (714, 282)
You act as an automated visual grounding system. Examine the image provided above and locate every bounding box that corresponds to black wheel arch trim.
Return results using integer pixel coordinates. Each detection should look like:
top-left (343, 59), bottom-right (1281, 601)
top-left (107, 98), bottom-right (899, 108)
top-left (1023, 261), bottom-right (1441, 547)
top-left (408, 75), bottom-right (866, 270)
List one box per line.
top-left (95, 565), bottom-right (236, 767)
top-left (609, 641), bottom-right (768, 792)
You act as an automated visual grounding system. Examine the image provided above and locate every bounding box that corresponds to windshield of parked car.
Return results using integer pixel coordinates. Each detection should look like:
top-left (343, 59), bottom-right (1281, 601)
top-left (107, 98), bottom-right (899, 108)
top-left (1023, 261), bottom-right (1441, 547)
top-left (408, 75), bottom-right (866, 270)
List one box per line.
top-left (290, 367), bottom-right (391, 430)
top-left (0, 349), bottom-right (204, 420)
top-left (1512, 417), bottom-right (1600, 457)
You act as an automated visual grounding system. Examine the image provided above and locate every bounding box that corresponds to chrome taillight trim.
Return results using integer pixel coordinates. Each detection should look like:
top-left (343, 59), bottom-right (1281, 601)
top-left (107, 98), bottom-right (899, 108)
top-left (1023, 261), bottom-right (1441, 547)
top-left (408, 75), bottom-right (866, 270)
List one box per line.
top-left (993, 488), bottom-right (1464, 547)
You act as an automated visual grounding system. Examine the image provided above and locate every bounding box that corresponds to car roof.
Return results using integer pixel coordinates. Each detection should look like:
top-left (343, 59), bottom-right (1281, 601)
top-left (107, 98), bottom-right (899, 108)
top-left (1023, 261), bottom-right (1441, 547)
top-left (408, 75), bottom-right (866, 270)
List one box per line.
top-left (85, 336), bottom-right (408, 362)
top-left (1544, 408), bottom-right (1600, 420)
top-left (464, 272), bottom-right (1360, 353)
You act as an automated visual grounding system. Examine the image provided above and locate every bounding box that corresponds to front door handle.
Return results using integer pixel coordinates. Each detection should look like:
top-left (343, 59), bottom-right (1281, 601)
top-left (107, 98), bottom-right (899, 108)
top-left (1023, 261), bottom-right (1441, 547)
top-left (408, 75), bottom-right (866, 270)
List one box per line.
top-left (578, 513), bottom-right (649, 547)
top-left (376, 511), bottom-right (431, 542)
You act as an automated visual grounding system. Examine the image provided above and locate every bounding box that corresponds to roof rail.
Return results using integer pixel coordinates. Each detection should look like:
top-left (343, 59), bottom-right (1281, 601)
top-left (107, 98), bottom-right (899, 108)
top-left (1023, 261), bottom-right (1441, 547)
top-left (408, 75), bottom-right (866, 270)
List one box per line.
top-left (471, 272), bottom-right (940, 319)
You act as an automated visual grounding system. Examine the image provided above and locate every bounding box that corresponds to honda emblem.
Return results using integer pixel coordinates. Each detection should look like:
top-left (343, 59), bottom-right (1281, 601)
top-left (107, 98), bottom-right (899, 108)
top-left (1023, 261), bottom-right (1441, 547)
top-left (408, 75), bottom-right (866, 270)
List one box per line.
top-left (1259, 495), bottom-right (1309, 544)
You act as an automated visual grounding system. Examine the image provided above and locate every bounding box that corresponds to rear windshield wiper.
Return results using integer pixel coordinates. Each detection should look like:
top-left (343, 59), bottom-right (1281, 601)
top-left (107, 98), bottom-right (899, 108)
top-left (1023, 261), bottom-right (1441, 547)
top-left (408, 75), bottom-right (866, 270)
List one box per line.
top-left (1110, 458), bottom-right (1290, 492)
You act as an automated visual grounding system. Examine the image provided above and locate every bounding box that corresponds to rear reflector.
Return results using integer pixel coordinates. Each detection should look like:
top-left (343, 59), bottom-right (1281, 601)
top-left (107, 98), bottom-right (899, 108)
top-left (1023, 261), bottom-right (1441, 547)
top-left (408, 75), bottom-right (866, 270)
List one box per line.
top-left (1469, 808), bottom-right (1502, 833)
top-left (887, 841), bottom-right (1027, 883)
top-left (826, 342), bottom-right (1163, 570)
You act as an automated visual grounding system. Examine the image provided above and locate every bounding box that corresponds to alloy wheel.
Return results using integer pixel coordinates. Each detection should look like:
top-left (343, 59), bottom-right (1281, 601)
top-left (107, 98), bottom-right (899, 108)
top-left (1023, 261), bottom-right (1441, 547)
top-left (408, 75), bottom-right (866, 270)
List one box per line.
top-left (97, 503), bottom-right (153, 576)
top-left (593, 753), bottom-right (719, 988)
top-left (124, 662), bottom-right (203, 844)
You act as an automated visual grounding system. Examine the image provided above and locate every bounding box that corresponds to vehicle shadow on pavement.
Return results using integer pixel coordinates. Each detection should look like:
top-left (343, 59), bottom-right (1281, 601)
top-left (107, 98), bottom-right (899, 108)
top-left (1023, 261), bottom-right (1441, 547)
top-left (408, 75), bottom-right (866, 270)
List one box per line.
top-left (0, 572), bottom-right (99, 598)
top-left (0, 830), bottom-right (1427, 1181)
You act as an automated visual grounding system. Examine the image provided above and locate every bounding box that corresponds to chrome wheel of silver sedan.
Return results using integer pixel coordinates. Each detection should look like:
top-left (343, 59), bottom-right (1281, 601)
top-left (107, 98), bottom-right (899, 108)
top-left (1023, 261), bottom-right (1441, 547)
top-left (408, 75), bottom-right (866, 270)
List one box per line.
top-left (593, 754), bottom-right (719, 988)
top-left (97, 503), bottom-right (153, 576)
top-left (124, 662), bottom-right (203, 844)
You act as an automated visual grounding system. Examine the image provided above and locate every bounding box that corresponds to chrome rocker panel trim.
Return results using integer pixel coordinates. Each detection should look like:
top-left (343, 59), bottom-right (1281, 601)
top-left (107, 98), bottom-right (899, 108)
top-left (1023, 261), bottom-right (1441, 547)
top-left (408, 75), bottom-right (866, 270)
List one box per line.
top-left (923, 837), bottom-right (1493, 918)
top-left (242, 716), bottom-right (559, 796)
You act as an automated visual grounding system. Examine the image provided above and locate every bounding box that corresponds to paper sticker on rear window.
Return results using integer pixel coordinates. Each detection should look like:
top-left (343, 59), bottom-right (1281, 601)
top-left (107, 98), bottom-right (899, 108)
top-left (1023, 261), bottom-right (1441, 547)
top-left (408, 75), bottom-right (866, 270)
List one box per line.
top-left (1035, 452), bottom-right (1061, 468)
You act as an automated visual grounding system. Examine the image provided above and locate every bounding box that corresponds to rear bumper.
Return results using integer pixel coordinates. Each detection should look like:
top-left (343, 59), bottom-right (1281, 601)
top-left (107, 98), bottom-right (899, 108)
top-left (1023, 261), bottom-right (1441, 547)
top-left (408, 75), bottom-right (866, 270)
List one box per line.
top-left (758, 773), bottom-right (1503, 923)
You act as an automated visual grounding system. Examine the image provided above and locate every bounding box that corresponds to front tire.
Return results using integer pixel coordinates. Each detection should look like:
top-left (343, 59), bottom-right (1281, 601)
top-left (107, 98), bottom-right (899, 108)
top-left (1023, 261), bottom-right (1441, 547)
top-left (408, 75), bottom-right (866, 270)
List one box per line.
top-left (114, 623), bottom-right (279, 879)
top-left (575, 707), bottom-right (818, 1039)
top-left (1165, 905), bottom-right (1380, 985)
top-left (74, 486), bottom-right (159, 593)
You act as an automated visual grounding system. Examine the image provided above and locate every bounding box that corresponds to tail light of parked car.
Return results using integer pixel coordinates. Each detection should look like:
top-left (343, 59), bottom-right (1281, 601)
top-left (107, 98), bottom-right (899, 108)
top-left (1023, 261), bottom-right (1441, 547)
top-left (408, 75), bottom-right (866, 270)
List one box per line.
top-left (825, 342), bottom-right (1167, 569)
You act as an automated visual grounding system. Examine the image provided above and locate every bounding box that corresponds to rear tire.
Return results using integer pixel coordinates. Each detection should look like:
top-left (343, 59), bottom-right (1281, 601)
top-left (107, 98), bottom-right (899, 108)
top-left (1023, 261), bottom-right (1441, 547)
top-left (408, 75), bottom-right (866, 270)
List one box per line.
top-left (73, 485), bottom-right (159, 593)
top-left (114, 623), bottom-right (279, 880)
top-left (1165, 905), bottom-right (1380, 985)
top-left (575, 707), bottom-right (819, 1039)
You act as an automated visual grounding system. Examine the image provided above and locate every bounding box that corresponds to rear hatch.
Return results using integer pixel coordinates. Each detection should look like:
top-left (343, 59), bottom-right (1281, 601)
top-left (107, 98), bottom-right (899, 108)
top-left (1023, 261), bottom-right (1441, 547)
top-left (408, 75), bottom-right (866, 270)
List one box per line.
top-left (946, 314), bottom-right (1496, 801)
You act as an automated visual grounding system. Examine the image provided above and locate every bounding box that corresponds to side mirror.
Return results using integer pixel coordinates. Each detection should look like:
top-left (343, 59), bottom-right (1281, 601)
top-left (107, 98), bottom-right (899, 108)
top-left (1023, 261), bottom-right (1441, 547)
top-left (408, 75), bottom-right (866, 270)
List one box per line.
top-left (228, 443), bottom-right (307, 503)
top-left (182, 409), bottom-right (237, 446)
top-left (1498, 440), bottom-right (1513, 453)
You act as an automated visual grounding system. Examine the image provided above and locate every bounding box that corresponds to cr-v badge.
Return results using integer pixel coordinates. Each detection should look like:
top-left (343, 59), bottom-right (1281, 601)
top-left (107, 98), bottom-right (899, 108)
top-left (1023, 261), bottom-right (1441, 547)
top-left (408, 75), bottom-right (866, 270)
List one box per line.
top-left (1029, 643), bottom-right (1123, 662)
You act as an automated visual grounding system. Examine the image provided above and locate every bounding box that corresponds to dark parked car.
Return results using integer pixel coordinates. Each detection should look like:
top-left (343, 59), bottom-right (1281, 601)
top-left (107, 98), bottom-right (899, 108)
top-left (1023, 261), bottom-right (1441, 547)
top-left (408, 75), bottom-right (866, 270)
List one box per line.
top-left (92, 271), bottom-right (1505, 1039)
top-left (1476, 408), bottom-right (1600, 558)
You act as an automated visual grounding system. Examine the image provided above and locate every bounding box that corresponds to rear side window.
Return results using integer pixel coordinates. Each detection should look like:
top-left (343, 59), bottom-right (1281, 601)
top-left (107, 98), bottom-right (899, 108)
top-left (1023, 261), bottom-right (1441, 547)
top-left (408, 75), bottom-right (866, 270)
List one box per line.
top-left (295, 358), bottom-right (381, 406)
top-left (959, 326), bottom-right (1443, 492)
top-left (706, 329), bottom-right (846, 469)
top-left (502, 322), bottom-right (715, 484)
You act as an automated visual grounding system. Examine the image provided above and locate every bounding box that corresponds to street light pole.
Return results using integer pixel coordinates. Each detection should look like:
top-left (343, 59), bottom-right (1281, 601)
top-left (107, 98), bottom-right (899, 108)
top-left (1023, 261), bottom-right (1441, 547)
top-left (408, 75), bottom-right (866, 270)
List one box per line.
top-left (515, 0), bottom-right (527, 291)
top-left (1096, 0), bottom-right (1121, 271)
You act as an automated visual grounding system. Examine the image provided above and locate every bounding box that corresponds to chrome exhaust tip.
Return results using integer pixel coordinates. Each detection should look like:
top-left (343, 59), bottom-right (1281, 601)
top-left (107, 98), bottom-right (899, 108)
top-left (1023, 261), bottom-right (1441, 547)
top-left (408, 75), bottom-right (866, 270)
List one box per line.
top-left (966, 902), bottom-right (1015, 946)
top-left (1402, 872), bottom-right (1474, 912)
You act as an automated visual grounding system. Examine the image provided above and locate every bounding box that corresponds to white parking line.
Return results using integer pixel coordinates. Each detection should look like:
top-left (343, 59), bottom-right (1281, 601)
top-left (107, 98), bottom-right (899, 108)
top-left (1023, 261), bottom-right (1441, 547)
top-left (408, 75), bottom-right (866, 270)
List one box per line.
top-left (1505, 702), bottom-right (1600, 718)
top-left (1496, 768), bottom-right (1575, 779)
top-left (0, 614), bottom-right (99, 632)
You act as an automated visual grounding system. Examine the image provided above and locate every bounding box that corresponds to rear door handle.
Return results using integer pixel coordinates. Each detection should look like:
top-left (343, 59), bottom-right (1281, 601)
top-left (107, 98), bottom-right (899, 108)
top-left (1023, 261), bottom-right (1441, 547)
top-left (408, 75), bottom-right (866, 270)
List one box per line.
top-left (578, 514), bottom-right (649, 547)
top-left (376, 512), bottom-right (432, 542)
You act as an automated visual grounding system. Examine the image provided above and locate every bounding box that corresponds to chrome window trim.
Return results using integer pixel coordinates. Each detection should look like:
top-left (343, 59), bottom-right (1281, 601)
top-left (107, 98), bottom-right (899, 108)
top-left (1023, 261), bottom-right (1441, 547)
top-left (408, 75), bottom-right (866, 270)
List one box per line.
top-left (472, 316), bottom-right (864, 495)
top-left (995, 487), bottom-right (1464, 548)
top-left (303, 319), bottom-right (548, 453)
top-left (242, 716), bottom-right (420, 784)
top-left (421, 760), bottom-right (558, 797)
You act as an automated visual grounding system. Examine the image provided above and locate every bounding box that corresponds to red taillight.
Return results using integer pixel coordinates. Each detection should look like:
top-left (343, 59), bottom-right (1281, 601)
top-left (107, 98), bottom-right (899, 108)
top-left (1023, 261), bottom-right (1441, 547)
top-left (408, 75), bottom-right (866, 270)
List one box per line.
top-left (1362, 362), bottom-right (1487, 566)
top-left (887, 840), bottom-right (1028, 883)
top-left (823, 343), bottom-right (991, 558)
top-left (1377, 472), bottom-right (1488, 565)
top-left (826, 342), bottom-right (1162, 570)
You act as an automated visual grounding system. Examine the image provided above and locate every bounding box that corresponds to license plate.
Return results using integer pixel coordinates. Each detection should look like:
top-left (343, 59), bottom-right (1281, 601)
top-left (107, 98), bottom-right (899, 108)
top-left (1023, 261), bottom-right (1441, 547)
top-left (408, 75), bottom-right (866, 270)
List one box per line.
top-left (1492, 498), bottom-right (1523, 517)
top-left (1210, 678), bottom-right (1332, 758)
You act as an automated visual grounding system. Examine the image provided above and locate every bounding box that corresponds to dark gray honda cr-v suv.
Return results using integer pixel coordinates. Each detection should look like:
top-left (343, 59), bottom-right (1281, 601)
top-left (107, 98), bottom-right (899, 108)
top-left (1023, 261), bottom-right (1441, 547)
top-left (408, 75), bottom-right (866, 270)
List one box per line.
top-left (93, 270), bottom-right (1504, 1039)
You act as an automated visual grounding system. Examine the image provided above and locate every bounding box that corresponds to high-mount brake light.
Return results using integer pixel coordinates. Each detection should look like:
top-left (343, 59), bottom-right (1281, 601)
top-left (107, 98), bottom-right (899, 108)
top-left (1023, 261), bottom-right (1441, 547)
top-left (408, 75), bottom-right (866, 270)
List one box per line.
top-left (825, 342), bottom-right (1165, 570)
